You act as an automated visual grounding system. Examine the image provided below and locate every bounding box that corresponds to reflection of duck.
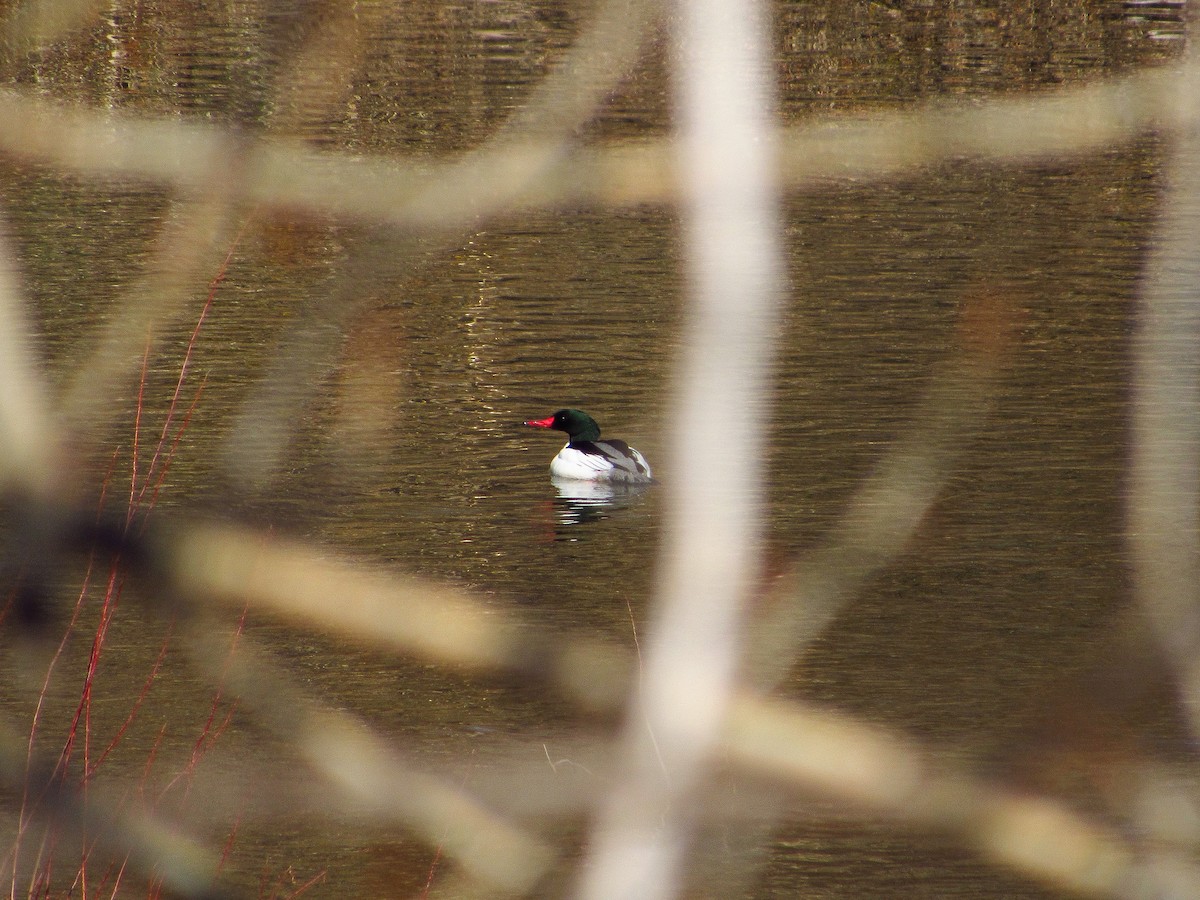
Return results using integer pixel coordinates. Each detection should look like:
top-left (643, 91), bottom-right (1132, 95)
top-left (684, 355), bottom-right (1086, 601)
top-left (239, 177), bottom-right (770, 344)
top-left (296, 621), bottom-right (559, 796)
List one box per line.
top-left (552, 475), bottom-right (651, 529)
top-left (524, 409), bottom-right (654, 484)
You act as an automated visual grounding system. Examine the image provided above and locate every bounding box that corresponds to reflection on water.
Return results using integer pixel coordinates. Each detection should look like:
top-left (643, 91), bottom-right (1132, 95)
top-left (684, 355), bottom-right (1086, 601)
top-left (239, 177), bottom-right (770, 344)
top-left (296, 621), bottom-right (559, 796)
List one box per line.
top-left (549, 475), bottom-right (654, 535)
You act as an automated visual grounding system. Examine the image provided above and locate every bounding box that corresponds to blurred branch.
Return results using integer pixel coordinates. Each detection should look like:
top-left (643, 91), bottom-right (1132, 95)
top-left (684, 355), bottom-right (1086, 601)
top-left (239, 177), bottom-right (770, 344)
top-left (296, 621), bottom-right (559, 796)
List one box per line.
top-left (694, 293), bottom-right (1017, 896)
top-left (1128, 64), bottom-right (1200, 738)
top-left (390, 0), bottom-right (662, 228)
top-left (164, 520), bottom-right (631, 712)
top-left (0, 0), bottom-right (103, 55)
top-left (265, 2), bottom-right (373, 138)
top-left (181, 622), bottom-right (557, 895)
top-left (0, 63), bottom-right (1189, 230)
top-left (748, 291), bottom-right (1020, 690)
top-left (774, 63), bottom-right (1182, 184)
top-left (53, 0), bottom-right (369, 458)
top-left (577, 0), bottom-right (785, 893)
top-left (723, 693), bottom-right (1200, 899)
top-left (0, 213), bottom-right (58, 498)
top-left (57, 192), bottom-right (243, 445)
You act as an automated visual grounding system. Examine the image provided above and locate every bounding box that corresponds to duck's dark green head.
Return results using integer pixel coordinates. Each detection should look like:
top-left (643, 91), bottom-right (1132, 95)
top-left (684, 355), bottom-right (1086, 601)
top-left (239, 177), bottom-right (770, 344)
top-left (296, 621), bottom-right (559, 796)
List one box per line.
top-left (524, 408), bottom-right (601, 442)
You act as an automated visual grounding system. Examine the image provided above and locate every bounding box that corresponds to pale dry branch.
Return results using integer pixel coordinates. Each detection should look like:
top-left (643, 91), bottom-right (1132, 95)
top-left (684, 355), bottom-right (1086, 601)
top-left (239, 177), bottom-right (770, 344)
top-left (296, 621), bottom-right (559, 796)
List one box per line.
top-left (0, 64), bottom-right (1189, 231)
top-left (165, 520), bottom-right (631, 712)
top-left (181, 623), bottom-right (557, 896)
top-left (722, 693), bottom-right (1200, 899)
top-left (0, 215), bottom-right (58, 498)
top-left (57, 192), bottom-right (243, 443)
top-left (748, 291), bottom-right (1020, 691)
top-left (1128, 67), bottom-right (1200, 740)
top-left (577, 0), bottom-right (785, 894)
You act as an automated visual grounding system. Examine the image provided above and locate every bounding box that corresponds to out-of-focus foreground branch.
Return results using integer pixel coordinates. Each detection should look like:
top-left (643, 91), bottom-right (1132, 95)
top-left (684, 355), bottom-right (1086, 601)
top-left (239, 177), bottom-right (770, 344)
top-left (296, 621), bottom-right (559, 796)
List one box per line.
top-left (0, 62), bottom-right (1188, 229)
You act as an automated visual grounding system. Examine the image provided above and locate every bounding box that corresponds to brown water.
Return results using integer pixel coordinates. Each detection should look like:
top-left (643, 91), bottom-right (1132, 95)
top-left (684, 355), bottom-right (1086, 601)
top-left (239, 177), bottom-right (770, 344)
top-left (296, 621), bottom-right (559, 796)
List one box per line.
top-left (0, 1), bottom-right (1187, 897)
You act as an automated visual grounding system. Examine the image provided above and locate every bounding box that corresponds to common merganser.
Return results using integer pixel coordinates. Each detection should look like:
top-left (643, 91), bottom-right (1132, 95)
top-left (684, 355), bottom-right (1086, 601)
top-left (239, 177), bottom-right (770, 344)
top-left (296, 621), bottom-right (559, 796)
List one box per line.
top-left (524, 409), bottom-right (653, 484)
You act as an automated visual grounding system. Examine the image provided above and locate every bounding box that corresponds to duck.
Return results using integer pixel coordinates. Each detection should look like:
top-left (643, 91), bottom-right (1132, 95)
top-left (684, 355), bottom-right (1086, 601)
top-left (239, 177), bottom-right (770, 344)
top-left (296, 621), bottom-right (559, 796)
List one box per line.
top-left (524, 409), bottom-right (654, 484)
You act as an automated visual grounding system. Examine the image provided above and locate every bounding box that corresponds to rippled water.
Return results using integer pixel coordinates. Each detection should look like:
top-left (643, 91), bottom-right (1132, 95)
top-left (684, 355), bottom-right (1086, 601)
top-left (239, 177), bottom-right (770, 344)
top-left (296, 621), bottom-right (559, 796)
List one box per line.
top-left (0, 1), bottom-right (1186, 896)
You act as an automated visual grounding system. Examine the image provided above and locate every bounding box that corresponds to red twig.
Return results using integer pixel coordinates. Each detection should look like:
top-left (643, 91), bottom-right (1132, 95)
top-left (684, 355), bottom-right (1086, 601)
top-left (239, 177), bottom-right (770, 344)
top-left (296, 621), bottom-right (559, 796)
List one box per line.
top-left (12, 450), bottom-right (121, 897)
top-left (88, 625), bottom-right (174, 778)
top-left (140, 725), bottom-right (168, 802)
top-left (137, 375), bottom-right (208, 529)
top-left (72, 565), bottom-right (125, 781)
top-left (217, 816), bottom-right (241, 874)
top-left (136, 217), bottom-right (245, 511)
top-left (281, 869), bottom-right (327, 899)
top-left (420, 847), bottom-right (444, 899)
top-left (160, 605), bottom-right (247, 803)
top-left (421, 749), bottom-right (479, 897)
top-left (259, 865), bottom-right (327, 900)
top-left (9, 219), bottom-right (248, 897)
top-left (9, 545), bottom-right (97, 897)
top-left (107, 857), bottom-right (129, 900)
